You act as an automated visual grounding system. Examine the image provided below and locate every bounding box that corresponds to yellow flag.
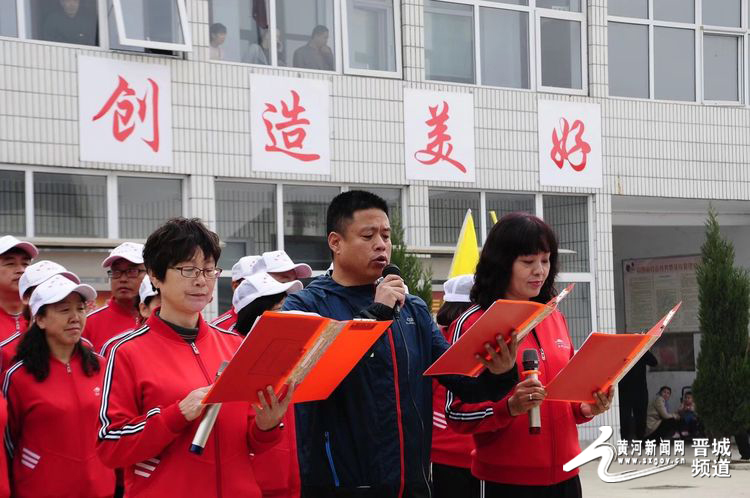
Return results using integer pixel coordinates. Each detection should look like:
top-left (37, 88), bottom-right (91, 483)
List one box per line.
top-left (489, 210), bottom-right (498, 225)
top-left (447, 209), bottom-right (479, 278)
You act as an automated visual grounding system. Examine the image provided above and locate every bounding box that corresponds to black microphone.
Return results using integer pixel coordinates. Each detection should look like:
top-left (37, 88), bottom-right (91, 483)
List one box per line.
top-left (522, 349), bottom-right (541, 435)
top-left (381, 264), bottom-right (402, 318)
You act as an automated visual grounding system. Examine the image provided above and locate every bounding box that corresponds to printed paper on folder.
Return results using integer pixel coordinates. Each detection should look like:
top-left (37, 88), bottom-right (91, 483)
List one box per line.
top-left (544, 302), bottom-right (681, 404)
top-left (203, 311), bottom-right (391, 405)
top-left (424, 284), bottom-right (574, 377)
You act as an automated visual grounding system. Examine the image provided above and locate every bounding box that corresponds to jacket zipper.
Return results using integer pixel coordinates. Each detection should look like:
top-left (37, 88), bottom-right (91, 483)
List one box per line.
top-left (66, 360), bottom-right (86, 460)
top-left (324, 431), bottom-right (340, 487)
top-left (190, 341), bottom-right (223, 498)
top-left (386, 329), bottom-right (406, 498)
top-left (531, 330), bottom-right (555, 483)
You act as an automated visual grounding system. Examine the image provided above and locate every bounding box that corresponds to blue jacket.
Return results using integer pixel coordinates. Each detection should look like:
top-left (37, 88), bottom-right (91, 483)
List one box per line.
top-left (283, 275), bottom-right (517, 495)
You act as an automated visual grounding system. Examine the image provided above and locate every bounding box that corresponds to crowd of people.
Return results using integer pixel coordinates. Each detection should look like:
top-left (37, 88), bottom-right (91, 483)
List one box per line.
top-left (0, 190), bottom-right (622, 498)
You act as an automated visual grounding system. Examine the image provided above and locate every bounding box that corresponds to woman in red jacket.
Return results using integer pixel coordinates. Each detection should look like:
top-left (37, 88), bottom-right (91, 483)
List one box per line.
top-left (446, 212), bottom-right (613, 498)
top-left (4, 274), bottom-right (114, 497)
top-left (96, 218), bottom-right (292, 497)
top-left (233, 271), bottom-right (303, 498)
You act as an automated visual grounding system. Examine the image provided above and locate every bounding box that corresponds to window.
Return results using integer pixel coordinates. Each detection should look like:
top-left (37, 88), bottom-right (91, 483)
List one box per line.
top-left (34, 172), bottom-right (108, 238)
top-left (608, 0), bottom-right (745, 104)
top-left (543, 195), bottom-right (589, 273)
top-left (0, 170), bottom-right (25, 235)
top-left (343, 0), bottom-right (399, 74)
top-left (110, 0), bottom-right (191, 51)
top-left (425, 0), bottom-right (586, 92)
top-left (357, 187), bottom-right (402, 222)
top-left (485, 193), bottom-right (535, 233)
top-left (428, 190), bottom-right (480, 246)
top-left (0, 0), bottom-right (18, 37)
top-left (118, 177), bottom-right (183, 239)
top-left (283, 185), bottom-right (340, 271)
top-left (24, 0), bottom-right (98, 46)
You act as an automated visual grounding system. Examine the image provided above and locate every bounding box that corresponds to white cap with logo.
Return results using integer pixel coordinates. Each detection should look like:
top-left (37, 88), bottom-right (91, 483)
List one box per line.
top-left (139, 277), bottom-right (158, 303)
top-left (102, 242), bottom-right (145, 268)
top-left (0, 235), bottom-right (38, 259)
top-left (256, 250), bottom-right (312, 279)
top-left (231, 255), bottom-right (262, 282)
top-left (232, 272), bottom-right (303, 313)
top-left (19, 260), bottom-right (80, 299)
top-left (443, 274), bottom-right (474, 303)
top-left (29, 274), bottom-right (97, 316)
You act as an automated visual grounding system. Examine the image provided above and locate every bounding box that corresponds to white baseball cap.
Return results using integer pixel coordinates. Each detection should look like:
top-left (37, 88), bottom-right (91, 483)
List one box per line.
top-left (232, 272), bottom-right (303, 313)
top-left (0, 235), bottom-right (38, 259)
top-left (19, 260), bottom-right (80, 299)
top-left (257, 250), bottom-right (312, 279)
top-left (29, 274), bottom-right (97, 316)
top-left (102, 242), bottom-right (145, 268)
top-left (443, 274), bottom-right (474, 303)
top-left (231, 255), bottom-right (262, 282)
top-left (139, 277), bottom-right (158, 303)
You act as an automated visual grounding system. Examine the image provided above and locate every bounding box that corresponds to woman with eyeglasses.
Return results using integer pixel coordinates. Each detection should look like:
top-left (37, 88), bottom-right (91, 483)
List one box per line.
top-left (96, 218), bottom-right (292, 497)
top-left (3, 274), bottom-right (114, 497)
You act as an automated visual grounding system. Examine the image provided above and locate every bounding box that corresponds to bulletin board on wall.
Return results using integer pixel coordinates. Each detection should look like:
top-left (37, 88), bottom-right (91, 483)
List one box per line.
top-left (623, 255), bottom-right (701, 371)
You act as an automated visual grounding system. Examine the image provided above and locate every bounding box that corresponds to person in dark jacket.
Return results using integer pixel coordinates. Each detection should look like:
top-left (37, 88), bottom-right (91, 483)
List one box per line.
top-left (618, 350), bottom-right (658, 440)
top-left (283, 190), bottom-right (519, 497)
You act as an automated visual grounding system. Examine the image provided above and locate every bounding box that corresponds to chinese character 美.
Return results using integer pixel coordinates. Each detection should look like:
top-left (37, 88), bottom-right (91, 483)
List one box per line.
top-left (616, 439), bottom-right (629, 457)
top-left (93, 75), bottom-right (161, 152)
top-left (659, 439), bottom-right (671, 456)
top-left (644, 439), bottom-right (657, 457)
top-left (414, 101), bottom-right (467, 173)
top-left (694, 438), bottom-right (710, 458)
top-left (712, 458), bottom-right (731, 478)
top-left (262, 90), bottom-right (321, 162)
top-left (631, 440), bottom-right (643, 456)
top-left (691, 458), bottom-right (711, 478)
top-left (674, 440), bottom-right (685, 456)
top-left (712, 438), bottom-right (732, 458)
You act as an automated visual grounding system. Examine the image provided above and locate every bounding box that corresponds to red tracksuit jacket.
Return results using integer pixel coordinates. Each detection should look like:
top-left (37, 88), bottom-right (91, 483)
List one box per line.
top-left (96, 312), bottom-right (283, 497)
top-left (0, 391), bottom-right (9, 497)
top-left (3, 352), bottom-right (115, 497)
top-left (83, 298), bottom-right (140, 353)
top-left (211, 307), bottom-right (237, 331)
top-left (0, 310), bottom-right (26, 345)
top-left (446, 307), bottom-right (592, 486)
top-left (431, 325), bottom-right (474, 469)
top-left (252, 408), bottom-right (301, 498)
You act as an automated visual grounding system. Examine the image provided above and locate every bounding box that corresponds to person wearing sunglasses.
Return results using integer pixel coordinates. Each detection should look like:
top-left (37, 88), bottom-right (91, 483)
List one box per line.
top-left (97, 218), bottom-right (291, 497)
top-left (83, 242), bottom-right (146, 352)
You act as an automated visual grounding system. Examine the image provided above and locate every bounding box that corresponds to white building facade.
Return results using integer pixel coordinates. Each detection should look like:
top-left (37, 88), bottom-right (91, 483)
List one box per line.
top-left (2, 0), bottom-right (750, 439)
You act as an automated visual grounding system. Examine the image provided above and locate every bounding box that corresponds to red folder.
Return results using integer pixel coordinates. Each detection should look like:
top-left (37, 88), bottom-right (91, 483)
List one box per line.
top-left (545, 302), bottom-right (681, 404)
top-left (203, 311), bottom-right (391, 405)
top-left (424, 284), bottom-right (574, 377)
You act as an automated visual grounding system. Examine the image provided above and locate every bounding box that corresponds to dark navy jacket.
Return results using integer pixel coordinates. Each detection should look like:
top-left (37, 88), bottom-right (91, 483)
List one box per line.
top-left (283, 275), bottom-right (517, 496)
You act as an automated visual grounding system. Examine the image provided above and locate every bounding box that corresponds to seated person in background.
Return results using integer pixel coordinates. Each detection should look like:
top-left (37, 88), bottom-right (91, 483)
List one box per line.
top-left (645, 386), bottom-right (681, 440)
top-left (679, 391), bottom-right (699, 437)
top-left (42, 0), bottom-right (96, 46)
top-left (210, 22), bottom-right (227, 60)
top-left (292, 25), bottom-right (334, 71)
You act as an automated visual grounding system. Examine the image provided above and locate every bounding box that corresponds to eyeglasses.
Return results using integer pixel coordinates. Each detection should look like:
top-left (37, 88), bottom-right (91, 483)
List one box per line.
top-left (107, 268), bottom-right (146, 279)
top-left (170, 266), bottom-right (223, 279)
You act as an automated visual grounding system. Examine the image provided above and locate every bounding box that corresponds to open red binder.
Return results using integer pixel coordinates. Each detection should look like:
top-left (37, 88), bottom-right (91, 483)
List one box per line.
top-left (203, 311), bottom-right (392, 405)
top-left (424, 284), bottom-right (574, 377)
top-left (545, 302), bottom-right (681, 404)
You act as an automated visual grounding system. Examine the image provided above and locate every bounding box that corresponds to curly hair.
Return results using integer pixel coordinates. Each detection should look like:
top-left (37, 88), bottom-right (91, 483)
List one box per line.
top-left (471, 212), bottom-right (559, 309)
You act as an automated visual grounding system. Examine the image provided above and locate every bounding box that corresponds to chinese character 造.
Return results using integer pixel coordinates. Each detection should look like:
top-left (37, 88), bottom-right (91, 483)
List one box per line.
top-left (414, 101), bottom-right (467, 173)
top-left (694, 438), bottom-right (710, 458)
top-left (691, 458), bottom-right (711, 478)
top-left (550, 117), bottom-right (591, 172)
top-left (262, 90), bottom-right (320, 162)
top-left (616, 439), bottom-right (629, 457)
top-left (92, 75), bottom-right (160, 152)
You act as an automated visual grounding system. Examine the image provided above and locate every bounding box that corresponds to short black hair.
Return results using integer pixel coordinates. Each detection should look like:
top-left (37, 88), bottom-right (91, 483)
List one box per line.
top-left (1, 247), bottom-right (32, 259)
top-left (234, 292), bottom-right (286, 336)
top-left (326, 190), bottom-right (389, 235)
top-left (143, 218), bottom-right (221, 281)
top-left (435, 301), bottom-right (473, 328)
top-left (312, 25), bottom-right (328, 37)
top-left (210, 23), bottom-right (227, 37)
top-left (471, 212), bottom-right (558, 309)
top-left (659, 386), bottom-right (672, 395)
